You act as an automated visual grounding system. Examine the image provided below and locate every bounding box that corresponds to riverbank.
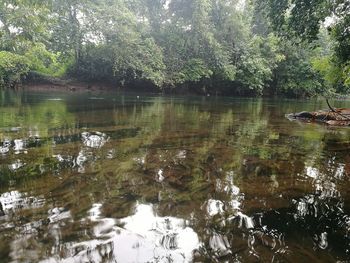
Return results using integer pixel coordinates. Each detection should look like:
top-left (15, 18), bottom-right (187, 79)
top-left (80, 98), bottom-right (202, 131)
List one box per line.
top-left (16, 77), bottom-right (350, 99)
top-left (21, 73), bottom-right (164, 94)
top-left (23, 81), bottom-right (117, 93)
top-left (20, 78), bottom-right (268, 97)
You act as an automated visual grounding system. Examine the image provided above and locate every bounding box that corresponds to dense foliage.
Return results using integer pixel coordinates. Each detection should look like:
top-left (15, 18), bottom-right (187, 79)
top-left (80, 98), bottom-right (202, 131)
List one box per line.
top-left (258, 0), bottom-right (350, 95)
top-left (0, 0), bottom-right (349, 96)
top-left (0, 51), bottom-right (29, 88)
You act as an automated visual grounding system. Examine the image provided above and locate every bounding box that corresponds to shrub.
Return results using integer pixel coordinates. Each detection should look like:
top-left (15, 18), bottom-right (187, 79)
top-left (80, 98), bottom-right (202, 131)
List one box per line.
top-left (0, 51), bottom-right (30, 88)
top-left (25, 43), bottom-right (73, 78)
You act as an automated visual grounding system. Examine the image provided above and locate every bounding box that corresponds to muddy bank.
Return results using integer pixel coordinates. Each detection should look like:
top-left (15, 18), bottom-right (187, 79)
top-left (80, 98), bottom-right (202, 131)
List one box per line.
top-left (22, 81), bottom-right (118, 93)
top-left (21, 73), bottom-right (161, 93)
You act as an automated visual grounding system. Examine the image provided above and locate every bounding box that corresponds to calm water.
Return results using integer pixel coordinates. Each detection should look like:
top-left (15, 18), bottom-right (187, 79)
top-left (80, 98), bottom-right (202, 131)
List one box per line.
top-left (0, 89), bottom-right (350, 262)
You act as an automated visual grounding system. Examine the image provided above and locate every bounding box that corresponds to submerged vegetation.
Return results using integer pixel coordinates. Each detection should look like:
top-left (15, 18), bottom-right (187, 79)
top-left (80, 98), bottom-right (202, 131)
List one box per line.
top-left (0, 0), bottom-right (349, 97)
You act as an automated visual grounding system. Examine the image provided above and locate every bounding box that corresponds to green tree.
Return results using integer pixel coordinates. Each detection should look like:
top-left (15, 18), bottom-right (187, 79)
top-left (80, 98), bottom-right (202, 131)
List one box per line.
top-left (0, 0), bottom-right (51, 52)
top-left (259, 0), bottom-right (350, 93)
top-left (0, 51), bottom-right (29, 88)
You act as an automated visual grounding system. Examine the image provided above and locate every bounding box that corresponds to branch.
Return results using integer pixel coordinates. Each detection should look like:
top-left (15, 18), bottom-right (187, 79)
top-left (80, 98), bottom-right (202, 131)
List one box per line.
top-left (326, 98), bottom-right (336, 112)
top-left (326, 98), bottom-right (350, 121)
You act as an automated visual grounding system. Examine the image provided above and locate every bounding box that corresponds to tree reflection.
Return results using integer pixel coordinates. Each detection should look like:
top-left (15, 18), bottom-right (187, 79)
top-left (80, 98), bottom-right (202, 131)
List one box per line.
top-left (0, 92), bottom-right (350, 261)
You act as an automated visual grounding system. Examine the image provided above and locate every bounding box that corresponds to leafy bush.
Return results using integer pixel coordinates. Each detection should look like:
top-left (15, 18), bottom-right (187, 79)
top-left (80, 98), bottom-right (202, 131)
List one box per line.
top-left (72, 44), bottom-right (115, 81)
top-left (173, 59), bottom-right (213, 84)
top-left (343, 64), bottom-right (350, 88)
top-left (25, 43), bottom-right (73, 77)
top-left (113, 37), bottom-right (165, 86)
top-left (0, 51), bottom-right (30, 88)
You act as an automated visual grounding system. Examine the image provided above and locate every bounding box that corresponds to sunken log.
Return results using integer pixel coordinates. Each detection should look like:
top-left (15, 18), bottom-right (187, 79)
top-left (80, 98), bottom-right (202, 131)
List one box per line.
top-left (286, 108), bottom-right (350, 126)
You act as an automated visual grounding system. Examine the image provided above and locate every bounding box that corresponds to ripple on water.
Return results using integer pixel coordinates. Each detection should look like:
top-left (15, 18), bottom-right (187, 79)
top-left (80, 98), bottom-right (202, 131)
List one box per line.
top-left (14, 139), bottom-right (27, 154)
top-left (0, 138), bottom-right (28, 155)
top-left (0, 191), bottom-right (45, 213)
top-left (1, 94), bottom-right (350, 262)
top-left (39, 203), bottom-right (200, 263)
top-left (0, 139), bottom-right (11, 154)
top-left (8, 159), bottom-right (25, 171)
top-left (81, 132), bottom-right (108, 148)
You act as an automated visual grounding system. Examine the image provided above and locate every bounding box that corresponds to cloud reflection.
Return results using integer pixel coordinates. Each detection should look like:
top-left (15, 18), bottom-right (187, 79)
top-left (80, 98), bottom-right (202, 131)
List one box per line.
top-left (0, 191), bottom-right (44, 213)
top-left (41, 203), bottom-right (199, 263)
top-left (81, 132), bottom-right (108, 149)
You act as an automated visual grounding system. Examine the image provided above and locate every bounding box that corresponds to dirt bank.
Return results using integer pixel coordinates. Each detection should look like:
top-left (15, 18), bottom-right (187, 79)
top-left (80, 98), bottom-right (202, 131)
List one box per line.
top-left (22, 80), bottom-right (118, 93)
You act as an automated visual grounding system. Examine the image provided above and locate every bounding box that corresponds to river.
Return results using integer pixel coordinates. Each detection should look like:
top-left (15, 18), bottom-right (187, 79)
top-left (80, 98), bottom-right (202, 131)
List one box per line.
top-left (0, 89), bottom-right (350, 262)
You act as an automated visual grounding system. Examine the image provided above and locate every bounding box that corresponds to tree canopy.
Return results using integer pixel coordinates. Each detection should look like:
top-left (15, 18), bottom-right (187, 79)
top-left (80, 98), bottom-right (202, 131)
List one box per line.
top-left (0, 0), bottom-right (349, 97)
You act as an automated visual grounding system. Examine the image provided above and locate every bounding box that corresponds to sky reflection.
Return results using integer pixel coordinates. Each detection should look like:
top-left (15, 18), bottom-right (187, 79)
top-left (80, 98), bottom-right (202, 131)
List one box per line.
top-left (41, 203), bottom-right (199, 263)
top-left (1, 92), bottom-right (350, 261)
top-left (1, 200), bottom-right (199, 262)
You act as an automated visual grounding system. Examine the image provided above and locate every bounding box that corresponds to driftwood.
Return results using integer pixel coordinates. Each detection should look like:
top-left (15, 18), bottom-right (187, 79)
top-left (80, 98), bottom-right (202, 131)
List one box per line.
top-left (286, 108), bottom-right (350, 126)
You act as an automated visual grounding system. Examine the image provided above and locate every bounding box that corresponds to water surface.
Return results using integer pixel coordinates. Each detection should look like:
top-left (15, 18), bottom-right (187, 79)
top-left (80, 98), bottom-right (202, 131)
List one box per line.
top-left (1, 89), bottom-right (350, 262)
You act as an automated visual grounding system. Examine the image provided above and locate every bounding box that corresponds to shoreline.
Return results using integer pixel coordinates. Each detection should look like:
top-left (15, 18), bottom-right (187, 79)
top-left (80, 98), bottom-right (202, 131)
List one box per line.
top-left (22, 81), bottom-right (118, 93)
top-left (12, 80), bottom-right (350, 101)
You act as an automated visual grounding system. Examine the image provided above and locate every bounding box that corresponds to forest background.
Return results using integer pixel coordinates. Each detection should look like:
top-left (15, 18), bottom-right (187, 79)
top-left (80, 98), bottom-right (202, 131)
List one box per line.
top-left (0, 0), bottom-right (349, 97)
